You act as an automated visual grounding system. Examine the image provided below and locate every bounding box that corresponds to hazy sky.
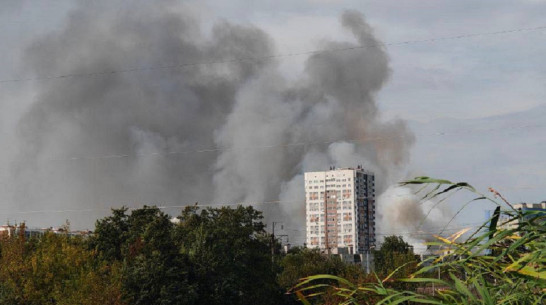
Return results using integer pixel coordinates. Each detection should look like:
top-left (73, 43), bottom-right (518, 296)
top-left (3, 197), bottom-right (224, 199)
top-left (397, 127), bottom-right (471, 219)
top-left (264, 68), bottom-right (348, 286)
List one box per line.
top-left (193, 0), bottom-right (546, 121)
top-left (1, 0), bottom-right (545, 240)
top-left (2, 1), bottom-right (545, 120)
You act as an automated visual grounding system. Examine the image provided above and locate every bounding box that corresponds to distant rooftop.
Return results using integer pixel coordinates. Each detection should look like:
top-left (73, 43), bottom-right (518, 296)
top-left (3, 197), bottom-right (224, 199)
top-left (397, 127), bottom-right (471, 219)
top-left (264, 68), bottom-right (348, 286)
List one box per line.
top-left (305, 165), bottom-right (374, 175)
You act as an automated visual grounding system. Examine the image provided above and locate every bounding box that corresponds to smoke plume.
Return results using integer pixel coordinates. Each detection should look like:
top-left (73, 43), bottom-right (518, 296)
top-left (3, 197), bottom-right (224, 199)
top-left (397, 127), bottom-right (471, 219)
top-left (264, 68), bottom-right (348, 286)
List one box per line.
top-left (1, 2), bottom-right (444, 245)
top-left (376, 186), bottom-right (454, 253)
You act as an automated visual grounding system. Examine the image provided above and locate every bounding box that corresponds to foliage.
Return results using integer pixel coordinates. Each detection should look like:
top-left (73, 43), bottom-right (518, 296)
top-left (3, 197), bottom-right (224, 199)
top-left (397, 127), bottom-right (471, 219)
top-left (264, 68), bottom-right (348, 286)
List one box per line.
top-left (92, 206), bottom-right (196, 305)
top-left (175, 205), bottom-right (281, 305)
top-left (89, 205), bottom-right (283, 305)
top-left (0, 225), bottom-right (125, 305)
top-left (2, 206), bottom-right (285, 305)
top-left (122, 250), bottom-right (195, 305)
top-left (293, 177), bottom-right (546, 305)
top-left (89, 207), bottom-right (129, 261)
top-left (373, 235), bottom-right (419, 289)
top-left (279, 247), bottom-right (362, 289)
top-left (279, 247), bottom-right (370, 305)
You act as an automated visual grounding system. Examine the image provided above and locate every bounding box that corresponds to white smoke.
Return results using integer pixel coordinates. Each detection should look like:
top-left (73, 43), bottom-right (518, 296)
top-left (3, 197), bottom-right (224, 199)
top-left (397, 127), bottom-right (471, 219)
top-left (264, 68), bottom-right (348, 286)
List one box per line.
top-left (377, 186), bottom-right (454, 253)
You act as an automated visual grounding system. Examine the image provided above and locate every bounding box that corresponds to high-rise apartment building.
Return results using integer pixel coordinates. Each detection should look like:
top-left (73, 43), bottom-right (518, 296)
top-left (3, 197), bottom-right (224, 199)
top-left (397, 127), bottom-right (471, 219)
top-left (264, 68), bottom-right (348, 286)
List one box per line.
top-left (304, 166), bottom-right (375, 254)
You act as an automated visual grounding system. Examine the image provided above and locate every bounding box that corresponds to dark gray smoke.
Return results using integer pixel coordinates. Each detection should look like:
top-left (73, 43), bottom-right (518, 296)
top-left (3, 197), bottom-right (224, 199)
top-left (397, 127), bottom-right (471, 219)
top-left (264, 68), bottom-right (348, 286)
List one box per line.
top-left (5, 3), bottom-right (417, 242)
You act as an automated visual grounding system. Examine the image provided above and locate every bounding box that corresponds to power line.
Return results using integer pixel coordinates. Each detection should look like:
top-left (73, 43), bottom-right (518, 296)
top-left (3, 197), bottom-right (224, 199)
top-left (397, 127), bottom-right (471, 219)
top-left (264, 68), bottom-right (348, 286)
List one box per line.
top-left (1, 177), bottom-right (544, 217)
top-left (2, 204), bottom-right (486, 236)
top-left (1, 184), bottom-right (544, 217)
top-left (31, 121), bottom-right (545, 162)
top-left (0, 199), bottom-right (301, 216)
top-left (0, 120), bottom-right (541, 171)
top-left (287, 223), bottom-right (483, 234)
top-left (1, 25), bottom-right (545, 84)
top-left (375, 225), bottom-right (483, 236)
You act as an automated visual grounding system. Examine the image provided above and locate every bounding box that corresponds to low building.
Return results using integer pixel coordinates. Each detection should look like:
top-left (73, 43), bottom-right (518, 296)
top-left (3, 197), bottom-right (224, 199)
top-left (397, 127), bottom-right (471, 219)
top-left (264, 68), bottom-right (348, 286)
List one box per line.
top-left (494, 202), bottom-right (546, 230)
top-left (0, 225), bottom-right (15, 237)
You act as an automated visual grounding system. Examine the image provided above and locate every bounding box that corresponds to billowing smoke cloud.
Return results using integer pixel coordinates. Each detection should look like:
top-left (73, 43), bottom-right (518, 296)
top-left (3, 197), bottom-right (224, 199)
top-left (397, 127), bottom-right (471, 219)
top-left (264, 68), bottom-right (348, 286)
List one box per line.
top-left (213, 10), bottom-right (415, 240)
top-left (9, 1), bottom-right (273, 226)
top-left (377, 187), bottom-right (453, 253)
top-left (2, 2), bottom-right (439, 245)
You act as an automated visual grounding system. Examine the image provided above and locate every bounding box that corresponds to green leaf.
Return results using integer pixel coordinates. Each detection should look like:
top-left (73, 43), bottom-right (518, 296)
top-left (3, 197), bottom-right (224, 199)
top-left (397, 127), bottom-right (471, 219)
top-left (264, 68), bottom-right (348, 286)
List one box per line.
top-left (400, 277), bottom-right (449, 286)
top-left (488, 206), bottom-right (501, 240)
top-left (295, 274), bottom-right (354, 289)
top-left (400, 177), bottom-right (453, 185)
top-left (472, 276), bottom-right (493, 305)
top-left (449, 272), bottom-right (476, 302)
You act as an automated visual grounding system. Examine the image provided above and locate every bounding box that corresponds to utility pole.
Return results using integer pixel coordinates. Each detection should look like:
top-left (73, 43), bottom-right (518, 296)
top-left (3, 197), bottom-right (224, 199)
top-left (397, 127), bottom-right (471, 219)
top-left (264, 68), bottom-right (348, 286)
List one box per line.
top-left (270, 222), bottom-right (283, 263)
top-left (278, 234), bottom-right (289, 253)
top-left (433, 256), bottom-right (442, 296)
top-left (366, 246), bottom-right (375, 274)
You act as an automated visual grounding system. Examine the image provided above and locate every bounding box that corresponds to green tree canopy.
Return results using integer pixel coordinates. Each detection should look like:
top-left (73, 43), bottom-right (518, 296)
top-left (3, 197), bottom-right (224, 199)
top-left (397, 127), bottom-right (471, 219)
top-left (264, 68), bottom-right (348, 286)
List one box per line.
top-left (278, 247), bottom-right (351, 289)
top-left (175, 205), bottom-right (281, 305)
top-left (90, 205), bottom-right (282, 305)
top-left (373, 235), bottom-right (419, 280)
top-left (91, 206), bottom-right (196, 305)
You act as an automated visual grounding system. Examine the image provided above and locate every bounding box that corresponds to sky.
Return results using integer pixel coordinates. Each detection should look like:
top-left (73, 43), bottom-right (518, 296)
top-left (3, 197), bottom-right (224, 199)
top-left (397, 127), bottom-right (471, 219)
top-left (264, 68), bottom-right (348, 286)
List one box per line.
top-left (187, 0), bottom-right (546, 121)
top-left (2, 1), bottom-right (546, 120)
top-left (1, 0), bottom-right (545, 246)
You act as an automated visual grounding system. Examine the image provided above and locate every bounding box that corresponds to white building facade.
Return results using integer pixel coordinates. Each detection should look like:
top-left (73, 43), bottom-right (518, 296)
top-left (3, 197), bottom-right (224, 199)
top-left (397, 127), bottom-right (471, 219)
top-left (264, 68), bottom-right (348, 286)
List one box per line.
top-left (496, 202), bottom-right (546, 231)
top-left (304, 166), bottom-right (375, 254)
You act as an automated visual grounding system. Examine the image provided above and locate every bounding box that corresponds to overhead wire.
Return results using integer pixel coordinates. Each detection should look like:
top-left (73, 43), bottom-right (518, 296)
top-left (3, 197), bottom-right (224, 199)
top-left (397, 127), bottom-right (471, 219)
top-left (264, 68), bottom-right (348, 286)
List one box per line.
top-left (0, 22), bottom-right (543, 164)
top-left (0, 199), bottom-right (301, 216)
top-left (25, 121), bottom-right (546, 163)
top-left (2, 202), bottom-right (485, 237)
top-left (2, 175), bottom-right (545, 217)
top-left (0, 25), bottom-right (545, 84)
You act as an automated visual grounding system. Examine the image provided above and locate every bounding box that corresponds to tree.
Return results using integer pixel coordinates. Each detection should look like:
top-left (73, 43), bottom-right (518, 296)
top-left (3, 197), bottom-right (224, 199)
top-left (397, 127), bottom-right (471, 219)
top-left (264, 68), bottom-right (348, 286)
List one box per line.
top-left (122, 250), bottom-right (195, 305)
top-left (175, 205), bottom-right (282, 305)
top-left (279, 247), bottom-right (370, 305)
top-left (91, 206), bottom-right (196, 305)
top-left (91, 205), bottom-right (281, 304)
top-left (373, 235), bottom-right (419, 280)
top-left (0, 225), bottom-right (125, 305)
top-left (0, 223), bottom-right (29, 304)
top-left (89, 207), bottom-right (129, 261)
top-left (278, 247), bottom-right (351, 289)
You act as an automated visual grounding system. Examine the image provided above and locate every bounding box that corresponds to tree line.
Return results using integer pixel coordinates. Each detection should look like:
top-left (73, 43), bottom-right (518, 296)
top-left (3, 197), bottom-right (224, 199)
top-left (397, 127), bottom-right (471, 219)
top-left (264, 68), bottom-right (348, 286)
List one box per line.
top-left (0, 205), bottom-right (418, 305)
